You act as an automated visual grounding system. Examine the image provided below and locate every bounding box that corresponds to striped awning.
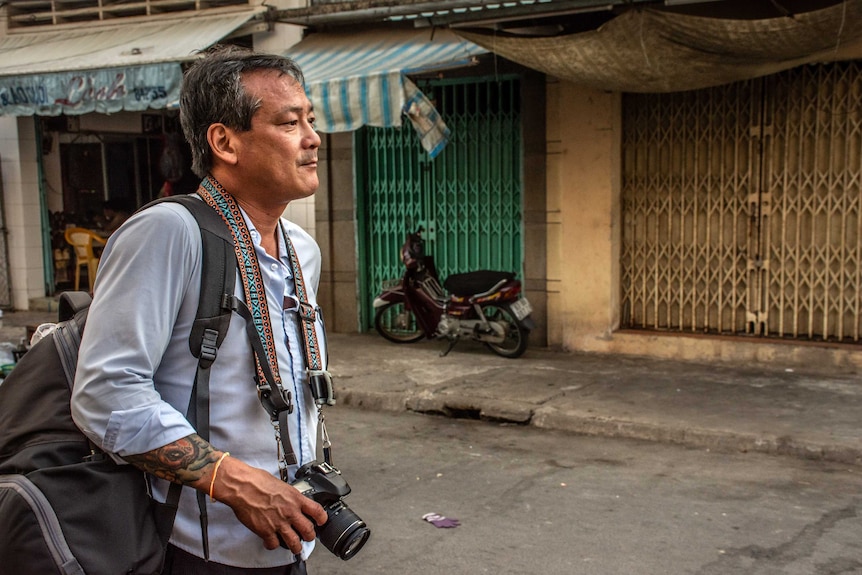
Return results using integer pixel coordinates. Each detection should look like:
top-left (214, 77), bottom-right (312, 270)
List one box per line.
top-left (287, 27), bottom-right (487, 157)
top-left (0, 8), bottom-right (263, 116)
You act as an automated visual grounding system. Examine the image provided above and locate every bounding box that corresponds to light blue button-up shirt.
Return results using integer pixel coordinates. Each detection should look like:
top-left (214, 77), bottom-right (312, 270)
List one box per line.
top-left (71, 196), bottom-right (324, 568)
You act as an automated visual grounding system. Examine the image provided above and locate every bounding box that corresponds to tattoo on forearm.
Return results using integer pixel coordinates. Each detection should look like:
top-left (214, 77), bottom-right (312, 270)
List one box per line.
top-left (124, 434), bottom-right (219, 485)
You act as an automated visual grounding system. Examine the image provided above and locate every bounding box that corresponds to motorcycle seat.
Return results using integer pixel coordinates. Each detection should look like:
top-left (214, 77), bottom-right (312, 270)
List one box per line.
top-left (444, 270), bottom-right (516, 297)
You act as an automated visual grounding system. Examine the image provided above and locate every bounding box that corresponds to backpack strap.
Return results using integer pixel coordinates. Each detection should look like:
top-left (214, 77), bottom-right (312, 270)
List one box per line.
top-left (140, 194), bottom-right (237, 559)
top-left (55, 295), bottom-right (91, 390)
top-left (156, 195), bottom-right (236, 433)
top-left (58, 291), bottom-right (92, 323)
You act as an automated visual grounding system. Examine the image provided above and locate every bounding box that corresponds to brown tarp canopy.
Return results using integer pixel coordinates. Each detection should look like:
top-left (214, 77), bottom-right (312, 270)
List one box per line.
top-left (456, 1), bottom-right (862, 92)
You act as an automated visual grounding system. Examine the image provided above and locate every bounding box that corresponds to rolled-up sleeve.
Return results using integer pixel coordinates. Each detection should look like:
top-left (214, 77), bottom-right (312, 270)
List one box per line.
top-left (71, 203), bottom-right (202, 456)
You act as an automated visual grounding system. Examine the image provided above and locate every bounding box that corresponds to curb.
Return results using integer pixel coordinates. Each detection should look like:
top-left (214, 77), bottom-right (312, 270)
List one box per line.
top-left (532, 406), bottom-right (862, 466)
top-left (338, 388), bottom-right (862, 467)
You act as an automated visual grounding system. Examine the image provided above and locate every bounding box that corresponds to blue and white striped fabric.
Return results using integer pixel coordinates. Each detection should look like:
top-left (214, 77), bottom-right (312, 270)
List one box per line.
top-left (287, 28), bottom-right (487, 134)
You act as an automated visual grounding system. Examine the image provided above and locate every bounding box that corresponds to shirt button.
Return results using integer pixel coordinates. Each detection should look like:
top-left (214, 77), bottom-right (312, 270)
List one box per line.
top-left (270, 263), bottom-right (278, 271)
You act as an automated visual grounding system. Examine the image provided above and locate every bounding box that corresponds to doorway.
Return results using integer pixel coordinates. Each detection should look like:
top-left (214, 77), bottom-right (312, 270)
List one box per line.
top-left (356, 76), bottom-right (524, 328)
top-left (621, 61), bottom-right (862, 343)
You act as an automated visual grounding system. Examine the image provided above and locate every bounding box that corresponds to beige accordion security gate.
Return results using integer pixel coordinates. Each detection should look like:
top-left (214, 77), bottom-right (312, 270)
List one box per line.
top-left (621, 62), bottom-right (862, 343)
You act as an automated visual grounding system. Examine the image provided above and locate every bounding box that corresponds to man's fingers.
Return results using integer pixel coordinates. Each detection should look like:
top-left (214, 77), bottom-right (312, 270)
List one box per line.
top-left (262, 533), bottom-right (281, 551)
top-left (299, 496), bottom-right (329, 527)
top-left (282, 506), bottom-right (320, 542)
top-left (257, 523), bottom-right (308, 552)
top-left (270, 508), bottom-right (319, 552)
top-left (276, 531), bottom-right (302, 554)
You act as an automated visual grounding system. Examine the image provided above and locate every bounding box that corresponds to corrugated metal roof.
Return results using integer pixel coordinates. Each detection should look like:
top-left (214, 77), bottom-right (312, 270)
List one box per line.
top-left (275, 0), bottom-right (654, 27)
top-left (0, 8), bottom-right (263, 76)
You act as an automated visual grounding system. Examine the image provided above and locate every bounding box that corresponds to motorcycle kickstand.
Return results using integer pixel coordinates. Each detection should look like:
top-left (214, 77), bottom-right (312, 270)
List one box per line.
top-left (440, 338), bottom-right (458, 357)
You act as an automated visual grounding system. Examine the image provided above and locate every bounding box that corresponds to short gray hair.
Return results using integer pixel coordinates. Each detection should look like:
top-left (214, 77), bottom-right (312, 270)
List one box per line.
top-left (179, 45), bottom-right (306, 178)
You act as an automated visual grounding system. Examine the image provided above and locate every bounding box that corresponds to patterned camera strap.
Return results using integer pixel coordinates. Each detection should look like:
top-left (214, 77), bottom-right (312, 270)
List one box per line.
top-left (197, 177), bottom-right (327, 465)
top-left (283, 233), bottom-right (323, 374)
top-left (198, 177), bottom-right (283, 396)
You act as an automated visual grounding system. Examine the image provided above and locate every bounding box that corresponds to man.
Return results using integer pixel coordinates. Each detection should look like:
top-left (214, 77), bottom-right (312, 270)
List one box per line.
top-left (100, 198), bottom-right (131, 235)
top-left (71, 46), bottom-right (328, 573)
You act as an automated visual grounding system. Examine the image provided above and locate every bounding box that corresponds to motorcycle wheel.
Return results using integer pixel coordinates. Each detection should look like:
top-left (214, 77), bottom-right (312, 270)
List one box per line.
top-left (480, 304), bottom-right (529, 358)
top-left (374, 302), bottom-right (425, 343)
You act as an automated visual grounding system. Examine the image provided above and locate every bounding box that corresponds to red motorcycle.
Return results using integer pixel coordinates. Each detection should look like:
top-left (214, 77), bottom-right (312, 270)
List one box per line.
top-left (373, 228), bottom-right (534, 358)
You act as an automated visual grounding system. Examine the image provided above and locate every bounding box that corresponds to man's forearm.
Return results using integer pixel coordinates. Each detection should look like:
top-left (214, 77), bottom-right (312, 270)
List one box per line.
top-left (124, 433), bottom-right (220, 488)
top-left (124, 432), bottom-right (328, 552)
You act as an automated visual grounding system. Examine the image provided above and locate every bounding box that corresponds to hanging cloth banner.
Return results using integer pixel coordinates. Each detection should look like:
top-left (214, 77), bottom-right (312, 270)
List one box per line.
top-left (0, 62), bottom-right (182, 117)
top-left (402, 77), bottom-right (449, 160)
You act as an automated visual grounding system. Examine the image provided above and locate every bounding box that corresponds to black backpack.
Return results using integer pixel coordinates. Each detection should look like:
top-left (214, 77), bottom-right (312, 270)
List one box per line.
top-left (0, 195), bottom-right (237, 575)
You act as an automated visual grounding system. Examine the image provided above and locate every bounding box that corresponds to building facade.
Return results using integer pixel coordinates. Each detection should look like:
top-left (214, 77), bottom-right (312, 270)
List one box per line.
top-left (4, 0), bottom-right (862, 369)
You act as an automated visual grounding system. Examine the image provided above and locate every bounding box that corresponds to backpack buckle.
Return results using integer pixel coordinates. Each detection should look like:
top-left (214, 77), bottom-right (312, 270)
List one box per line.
top-left (199, 329), bottom-right (219, 366)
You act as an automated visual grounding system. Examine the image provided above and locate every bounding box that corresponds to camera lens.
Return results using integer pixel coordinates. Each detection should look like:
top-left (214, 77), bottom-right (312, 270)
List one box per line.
top-left (317, 501), bottom-right (370, 561)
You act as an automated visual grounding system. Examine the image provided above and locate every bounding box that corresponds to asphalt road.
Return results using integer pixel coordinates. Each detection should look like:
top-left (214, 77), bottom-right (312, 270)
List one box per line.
top-left (308, 406), bottom-right (862, 575)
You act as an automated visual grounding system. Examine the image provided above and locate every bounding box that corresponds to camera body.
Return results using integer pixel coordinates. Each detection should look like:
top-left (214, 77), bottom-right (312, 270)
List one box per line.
top-left (290, 460), bottom-right (370, 560)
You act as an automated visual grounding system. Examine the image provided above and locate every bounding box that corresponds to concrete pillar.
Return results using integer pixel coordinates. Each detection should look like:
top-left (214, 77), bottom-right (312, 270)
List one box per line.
top-left (316, 132), bottom-right (358, 333)
top-left (0, 116), bottom-right (46, 310)
top-left (546, 80), bottom-right (621, 350)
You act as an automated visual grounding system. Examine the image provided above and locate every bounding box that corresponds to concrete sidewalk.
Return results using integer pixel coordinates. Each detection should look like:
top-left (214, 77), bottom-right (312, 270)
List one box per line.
top-left (325, 333), bottom-right (862, 466)
top-left (5, 306), bottom-right (862, 466)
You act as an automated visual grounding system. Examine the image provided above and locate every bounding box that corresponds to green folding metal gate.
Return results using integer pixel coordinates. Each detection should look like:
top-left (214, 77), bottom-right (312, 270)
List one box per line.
top-left (357, 76), bottom-right (523, 329)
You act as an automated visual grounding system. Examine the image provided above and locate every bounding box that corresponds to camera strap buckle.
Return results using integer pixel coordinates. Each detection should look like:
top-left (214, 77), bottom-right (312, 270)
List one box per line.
top-left (318, 409), bottom-right (333, 466)
top-left (298, 301), bottom-right (316, 322)
top-left (257, 378), bottom-right (294, 418)
top-left (308, 369), bottom-right (336, 406)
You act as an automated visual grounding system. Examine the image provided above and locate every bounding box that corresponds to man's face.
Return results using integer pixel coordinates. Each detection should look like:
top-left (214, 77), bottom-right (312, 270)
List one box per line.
top-left (234, 70), bottom-right (321, 204)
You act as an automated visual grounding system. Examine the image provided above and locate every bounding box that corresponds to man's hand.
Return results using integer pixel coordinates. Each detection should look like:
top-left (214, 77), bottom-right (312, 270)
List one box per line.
top-left (212, 455), bottom-right (329, 553)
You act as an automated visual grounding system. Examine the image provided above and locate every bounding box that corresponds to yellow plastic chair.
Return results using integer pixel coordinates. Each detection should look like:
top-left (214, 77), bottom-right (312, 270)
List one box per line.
top-left (64, 227), bottom-right (106, 292)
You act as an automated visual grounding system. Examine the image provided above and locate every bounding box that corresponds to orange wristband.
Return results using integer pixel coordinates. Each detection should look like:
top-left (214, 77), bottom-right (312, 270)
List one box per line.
top-left (209, 452), bottom-right (230, 502)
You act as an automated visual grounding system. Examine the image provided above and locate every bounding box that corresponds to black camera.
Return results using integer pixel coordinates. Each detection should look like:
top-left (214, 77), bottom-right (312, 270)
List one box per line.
top-left (290, 460), bottom-right (370, 561)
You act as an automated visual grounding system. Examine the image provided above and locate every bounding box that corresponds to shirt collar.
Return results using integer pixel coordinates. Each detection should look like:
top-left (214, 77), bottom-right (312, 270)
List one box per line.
top-left (239, 206), bottom-right (293, 276)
